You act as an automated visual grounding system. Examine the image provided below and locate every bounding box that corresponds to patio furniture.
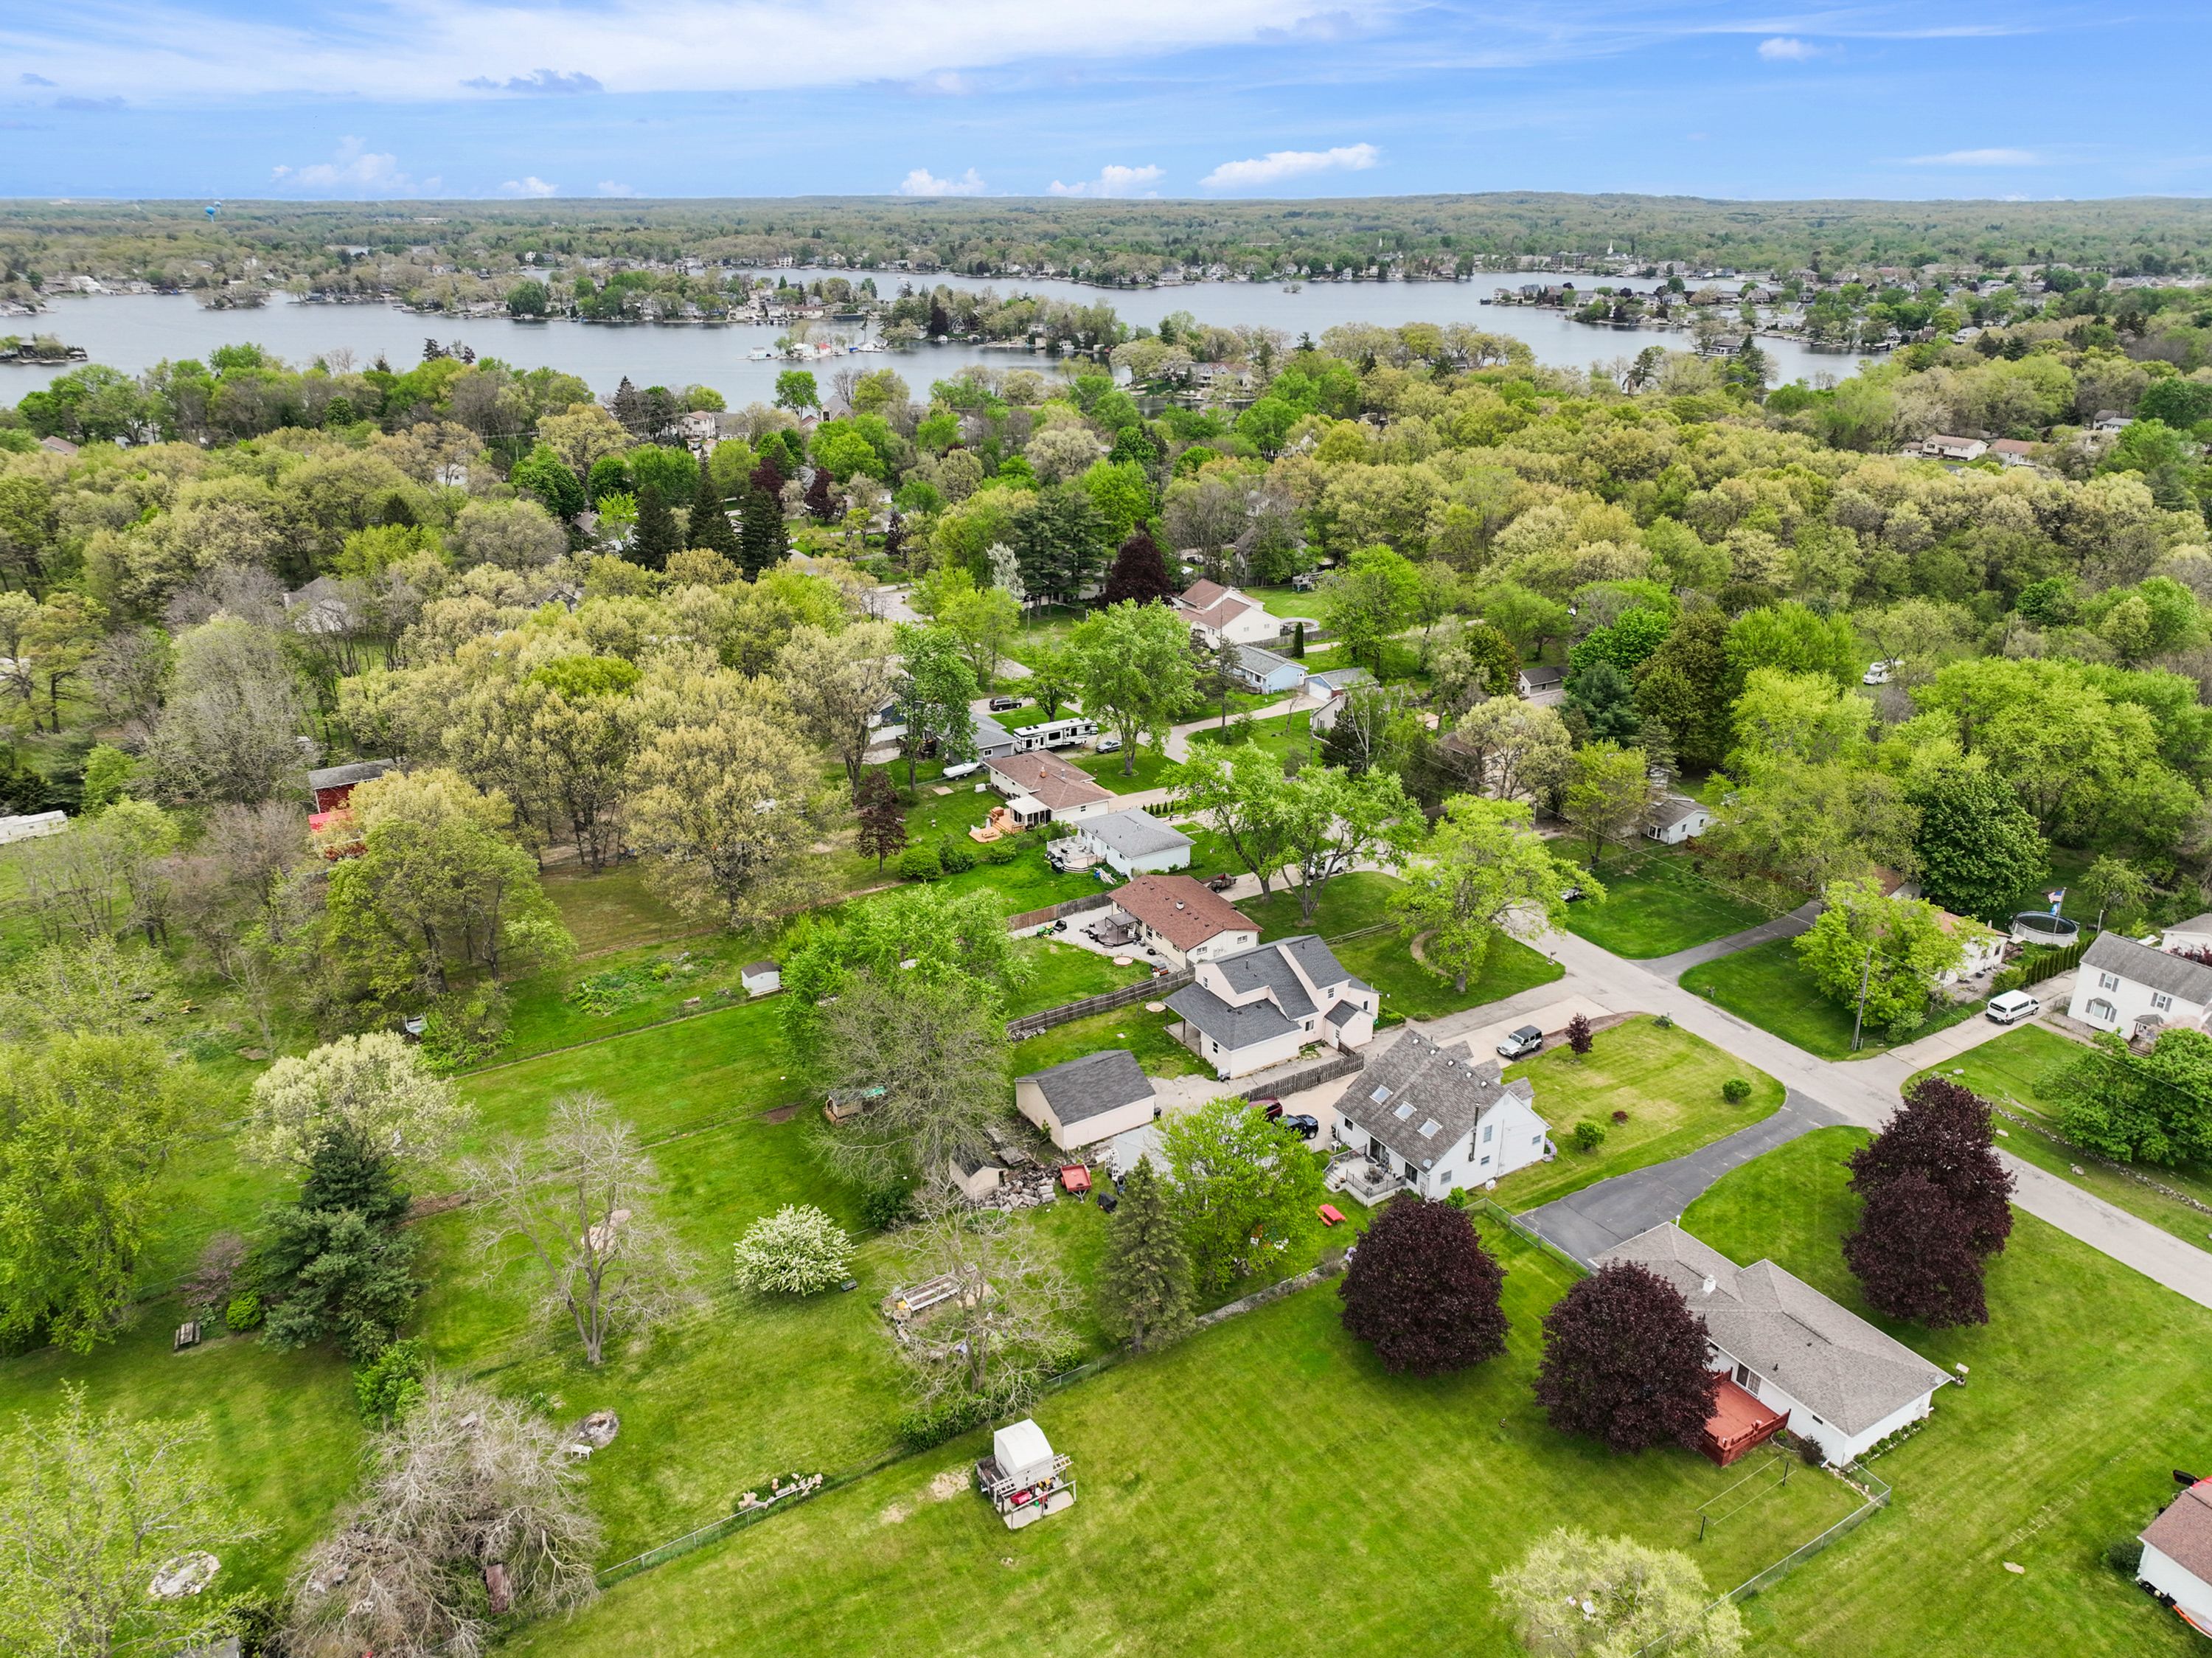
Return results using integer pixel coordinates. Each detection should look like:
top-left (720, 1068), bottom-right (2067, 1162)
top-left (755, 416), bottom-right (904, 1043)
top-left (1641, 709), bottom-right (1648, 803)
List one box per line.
top-left (1318, 1204), bottom-right (1346, 1227)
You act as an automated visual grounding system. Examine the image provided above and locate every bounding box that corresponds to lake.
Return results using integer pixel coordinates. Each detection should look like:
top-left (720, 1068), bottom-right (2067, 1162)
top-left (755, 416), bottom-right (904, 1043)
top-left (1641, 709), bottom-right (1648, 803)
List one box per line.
top-left (7, 271), bottom-right (1863, 406)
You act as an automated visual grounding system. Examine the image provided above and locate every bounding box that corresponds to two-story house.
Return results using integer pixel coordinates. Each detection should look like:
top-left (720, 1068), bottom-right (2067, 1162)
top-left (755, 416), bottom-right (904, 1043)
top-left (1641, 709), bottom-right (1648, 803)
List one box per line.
top-left (1164, 934), bottom-right (1377, 1078)
top-left (2069, 932), bottom-right (2212, 1042)
top-left (1172, 580), bottom-right (1285, 650)
top-left (1329, 1027), bottom-right (1551, 1201)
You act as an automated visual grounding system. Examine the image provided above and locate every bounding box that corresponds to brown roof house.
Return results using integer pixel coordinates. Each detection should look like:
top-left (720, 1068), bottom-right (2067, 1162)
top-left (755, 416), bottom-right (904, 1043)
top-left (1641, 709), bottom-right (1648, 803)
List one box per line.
top-left (1015, 1050), bottom-right (1158, 1153)
top-left (1171, 580), bottom-right (1284, 650)
top-left (2139, 1477), bottom-right (2212, 1634)
top-left (983, 750), bottom-right (1116, 826)
top-left (1595, 1224), bottom-right (1952, 1466)
top-left (1109, 874), bottom-right (1260, 968)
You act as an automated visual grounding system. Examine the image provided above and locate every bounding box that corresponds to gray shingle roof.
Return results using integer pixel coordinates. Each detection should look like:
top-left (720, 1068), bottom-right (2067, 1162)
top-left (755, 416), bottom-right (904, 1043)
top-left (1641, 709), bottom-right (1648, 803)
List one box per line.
top-left (1307, 667), bottom-right (1374, 695)
top-left (1082, 808), bottom-right (1193, 861)
top-left (1595, 1224), bottom-right (1952, 1437)
top-left (1338, 1027), bottom-right (1528, 1168)
top-left (2083, 932), bottom-right (2212, 1006)
top-left (1018, 1049), bottom-right (1154, 1125)
top-left (1165, 980), bottom-right (1299, 1047)
top-left (2167, 912), bottom-right (2212, 937)
top-left (307, 758), bottom-right (394, 793)
top-left (1647, 794), bottom-right (1709, 830)
top-left (1211, 943), bottom-right (1319, 1021)
top-left (1234, 643), bottom-right (1301, 680)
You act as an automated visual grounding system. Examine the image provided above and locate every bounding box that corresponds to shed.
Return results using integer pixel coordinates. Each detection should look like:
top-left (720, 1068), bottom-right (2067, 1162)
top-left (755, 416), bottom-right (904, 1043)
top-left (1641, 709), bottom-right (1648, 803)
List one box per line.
top-left (1229, 643), bottom-right (1307, 696)
top-left (948, 1153), bottom-right (1005, 1202)
top-left (741, 960), bottom-right (781, 996)
top-left (1015, 1050), bottom-right (1158, 1152)
top-left (307, 758), bottom-right (394, 814)
top-left (1645, 794), bottom-right (1714, 846)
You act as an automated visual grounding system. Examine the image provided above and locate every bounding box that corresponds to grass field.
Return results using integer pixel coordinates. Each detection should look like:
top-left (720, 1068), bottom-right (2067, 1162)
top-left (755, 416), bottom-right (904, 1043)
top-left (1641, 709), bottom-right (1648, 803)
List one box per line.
top-left (1072, 743), bottom-right (1175, 794)
top-left (505, 1224), bottom-right (1859, 1657)
top-left (1494, 1016), bottom-right (1784, 1212)
top-left (1239, 872), bottom-right (1563, 1026)
top-left (1682, 1127), bottom-right (2208, 1657)
top-left (542, 861), bottom-right (703, 956)
top-left (1559, 852), bottom-right (1776, 959)
top-left (1914, 1025), bottom-right (2212, 1255)
top-left (1679, 937), bottom-right (1983, 1061)
top-left (1186, 709), bottom-right (1317, 769)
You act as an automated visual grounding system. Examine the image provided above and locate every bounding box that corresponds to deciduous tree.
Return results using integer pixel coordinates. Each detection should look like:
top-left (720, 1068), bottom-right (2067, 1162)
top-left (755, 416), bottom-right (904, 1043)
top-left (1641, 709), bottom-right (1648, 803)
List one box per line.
top-left (1070, 600), bottom-right (1197, 775)
top-left (244, 1032), bottom-right (465, 1169)
top-left (812, 974), bottom-right (1010, 1190)
top-left (1907, 758), bottom-right (2047, 923)
top-left (1560, 741), bottom-right (1652, 873)
top-left (1533, 1260), bottom-right (1717, 1453)
top-left (1276, 762), bottom-right (1422, 923)
top-left (1391, 797), bottom-right (1591, 992)
top-left (731, 1204), bottom-right (854, 1296)
top-left (1794, 875), bottom-right (1964, 1041)
top-left (1492, 1528), bottom-right (1744, 1658)
top-left (1165, 742), bottom-right (1293, 894)
top-left (1160, 1097), bottom-right (1326, 1292)
top-left (1338, 1197), bottom-right (1509, 1374)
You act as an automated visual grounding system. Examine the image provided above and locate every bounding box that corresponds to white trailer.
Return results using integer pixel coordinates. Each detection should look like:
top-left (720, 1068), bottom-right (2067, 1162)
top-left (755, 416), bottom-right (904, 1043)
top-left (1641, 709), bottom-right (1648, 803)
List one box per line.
top-left (975, 1418), bottom-right (1075, 1530)
top-left (1012, 717), bottom-right (1099, 753)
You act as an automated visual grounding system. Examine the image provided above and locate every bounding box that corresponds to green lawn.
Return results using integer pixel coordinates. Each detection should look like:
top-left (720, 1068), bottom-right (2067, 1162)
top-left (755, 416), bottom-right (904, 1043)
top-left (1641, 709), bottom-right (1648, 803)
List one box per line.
top-left (1679, 937), bottom-right (1983, 1061)
top-left (1494, 1016), bottom-right (1785, 1212)
top-left (1072, 743), bottom-right (1175, 794)
top-left (1683, 1127), bottom-right (2208, 1657)
top-left (1560, 851), bottom-right (1776, 959)
top-left (1012, 1001), bottom-right (1210, 1081)
top-left (507, 1225), bottom-right (1857, 1657)
top-left (1916, 1026), bottom-right (2212, 1256)
top-left (1186, 709), bottom-right (1316, 769)
top-left (542, 861), bottom-right (703, 955)
top-left (1239, 872), bottom-right (1564, 1026)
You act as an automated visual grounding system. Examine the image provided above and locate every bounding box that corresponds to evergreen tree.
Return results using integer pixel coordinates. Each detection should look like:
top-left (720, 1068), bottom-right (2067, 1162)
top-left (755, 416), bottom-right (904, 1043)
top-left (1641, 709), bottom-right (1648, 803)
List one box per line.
top-left (740, 483), bottom-right (789, 576)
top-left (1099, 527), bottom-right (1175, 606)
top-left (686, 457), bottom-right (742, 560)
top-left (927, 298), bottom-right (952, 338)
top-left (1291, 621), bottom-right (1307, 659)
top-left (256, 1130), bottom-right (419, 1360)
top-left (610, 375), bottom-right (645, 434)
top-left (1338, 1196), bottom-right (1508, 1375)
top-left (630, 482), bottom-right (678, 571)
top-left (854, 768), bottom-right (908, 870)
top-left (1564, 657), bottom-right (1643, 743)
top-left (1097, 1158), bottom-right (1193, 1350)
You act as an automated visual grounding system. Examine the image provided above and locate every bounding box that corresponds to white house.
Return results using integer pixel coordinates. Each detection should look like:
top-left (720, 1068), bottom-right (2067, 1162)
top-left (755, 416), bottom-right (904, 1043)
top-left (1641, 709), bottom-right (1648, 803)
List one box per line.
top-left (1921, 434), bottom-right (1989, 462)
top-left (1596, 1223), bottom-right (1954, 1466)
top-left (1330, 1027), bottom-right (1551, 1201)
top-left (982, 751), bottom-right (1116, 826)
top-left (1072, 808), bottom-right (1193, 876)
top-left (2069, 932), bottom-right (2212, 1041)
top-left (2160, 911), bottom-right (2212, 957)
top-left (1228, 643), bottom-right (1307, 696)
top-left (1304, 666), bottom-right (1376, 735)
top-left (2138, 1478), bottom-right (2212, 1635)
top-left (1172, 580), bottom-right (1284, 649)
top-left (1014, 1049), bottom-right (1157, 1153)
top-left (1517, 665), bottom-right (1566, 707)
top-left (1110, 873), bottom-right (1259, 968)
top-left (1936, 912), bottom-right (2006, 985)
top-left (1164, 934), bottom-right (1377, 1078)
top-left (1645, 794), bottom-right (1714, 845)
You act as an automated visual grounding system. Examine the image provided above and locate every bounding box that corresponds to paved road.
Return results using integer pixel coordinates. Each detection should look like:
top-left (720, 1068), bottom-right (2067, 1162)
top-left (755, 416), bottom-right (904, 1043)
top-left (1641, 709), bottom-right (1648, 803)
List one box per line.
top-left (1641, 901), bottom-right (1822, 979)
top-left (1523, 926), bottom-right (2212, 1311)
top-left (1521, 1092), bottom-right (1850, 1262)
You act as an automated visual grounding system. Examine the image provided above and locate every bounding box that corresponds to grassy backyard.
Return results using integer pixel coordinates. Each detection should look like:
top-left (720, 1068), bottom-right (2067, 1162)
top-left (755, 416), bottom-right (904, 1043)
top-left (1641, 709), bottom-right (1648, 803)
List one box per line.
top-left (505, 1224), bottom-right (1859, 1657)
top-left (1185, 708), bottom-right (1316, 768)
top-left (1240, 872), bottom-right (1563, 1025)
top-left (1915, 1025), bottom-right (2212, 1256)
top-left (1494, 1016), bottom-right (1785, 1212)
top-left (1683, 1127), bottom-right (2209, 1657)
top-left (1072, 743), bottom-right (1175, 794)
top-left (1560, 850), bottom-right (1777, 960)
top-left (1679, 937), bottom-right (1983, 1061)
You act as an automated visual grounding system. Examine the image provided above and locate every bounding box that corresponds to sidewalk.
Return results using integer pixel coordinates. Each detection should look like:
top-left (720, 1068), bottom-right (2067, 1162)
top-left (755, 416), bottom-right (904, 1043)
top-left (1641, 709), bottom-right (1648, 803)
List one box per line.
top-left (1641, 901), bottom-right (1820, 979)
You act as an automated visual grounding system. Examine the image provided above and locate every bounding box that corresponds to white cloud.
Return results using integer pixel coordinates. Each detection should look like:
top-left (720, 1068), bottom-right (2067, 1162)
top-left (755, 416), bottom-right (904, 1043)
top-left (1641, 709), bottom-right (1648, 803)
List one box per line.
top-left (1907, 148), bottom-right (2043, 166)
top-left (1756, 36), bottom-right (1817, 60)
top-left (897, 166), bottom-right (986, 197)
top-left (498, 174), bottom-right (558, 196)
top-left (1048, 164), bottom-right (1163, 198)
top-left (0, 0), bottom-right (1388, 102)
top-left (271, 136), bottom-right (422, 195)
top-left (596, 179), bottom-right (636, 196)
top-left (1200, 142), bottom-right (1379, 191)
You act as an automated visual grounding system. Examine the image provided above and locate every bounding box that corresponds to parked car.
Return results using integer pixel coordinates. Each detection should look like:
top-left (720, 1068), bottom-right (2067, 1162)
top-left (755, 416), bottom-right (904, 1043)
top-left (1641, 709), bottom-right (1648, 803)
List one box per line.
top-left (1986, 990), bottom-right (2041, 1025)
top-left (1094, 733), bottom-right (1122, 753)
top-left (1496, 1024), bottom-right (1544, 1059)
top-left (1861, 658), bottom-right (1901, 686)
top-left (1251, 1097), bottom-right (1283, 1120)
top-left (1280, 1113), bottom-right (1320, 1140)
top-left (989, 696), bottom-right (1023, 712)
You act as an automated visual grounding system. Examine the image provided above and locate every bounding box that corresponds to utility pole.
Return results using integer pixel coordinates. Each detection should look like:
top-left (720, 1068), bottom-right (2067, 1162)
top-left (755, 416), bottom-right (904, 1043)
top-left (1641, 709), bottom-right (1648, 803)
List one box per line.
top-left (1850, 936), bottom-right (1877, 1052)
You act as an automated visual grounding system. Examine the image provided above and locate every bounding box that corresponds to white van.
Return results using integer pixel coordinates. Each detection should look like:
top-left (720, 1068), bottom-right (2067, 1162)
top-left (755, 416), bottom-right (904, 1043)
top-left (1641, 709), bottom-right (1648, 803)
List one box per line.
top-left (1986, 990), bottom-right (2041, 1025)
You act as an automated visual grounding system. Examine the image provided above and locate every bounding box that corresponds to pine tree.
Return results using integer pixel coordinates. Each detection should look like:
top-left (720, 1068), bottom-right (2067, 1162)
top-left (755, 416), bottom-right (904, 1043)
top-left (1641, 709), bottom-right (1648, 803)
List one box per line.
top-left (610, 375), bottom-right (645, 434)
top-left (686, 458), bottom-right (742, 560)
top-left (1098, 1159), bottom-right (1193, 1350)
top-left (740, 483), bottom-right (788, 576)
top-left (630, 481), bottom-right (678, 571)
top-left (854, 769), bottom-right (908, 870)
top-left (1291, 621), bottom-right (1307, 659)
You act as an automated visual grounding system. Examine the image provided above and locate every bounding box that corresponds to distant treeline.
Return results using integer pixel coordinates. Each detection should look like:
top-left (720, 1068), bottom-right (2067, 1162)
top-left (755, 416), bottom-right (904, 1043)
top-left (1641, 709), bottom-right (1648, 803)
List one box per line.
top-left (7, 195), bottom-right (2212, 304)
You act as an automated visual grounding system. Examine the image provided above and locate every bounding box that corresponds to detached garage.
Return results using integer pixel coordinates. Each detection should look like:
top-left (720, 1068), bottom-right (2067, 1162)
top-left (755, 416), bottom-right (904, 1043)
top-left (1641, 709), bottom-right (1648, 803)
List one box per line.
top-left (1015, 1050), bottom-right (1158, 1153)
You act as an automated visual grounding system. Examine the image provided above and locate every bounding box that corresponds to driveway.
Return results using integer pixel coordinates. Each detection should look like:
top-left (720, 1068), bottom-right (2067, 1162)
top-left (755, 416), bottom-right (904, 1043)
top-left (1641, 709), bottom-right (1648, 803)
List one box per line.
top-left (1641, 901), bottom-right (1821, 980)
top-left (1520, 1091), bottom-right (1850, 1263)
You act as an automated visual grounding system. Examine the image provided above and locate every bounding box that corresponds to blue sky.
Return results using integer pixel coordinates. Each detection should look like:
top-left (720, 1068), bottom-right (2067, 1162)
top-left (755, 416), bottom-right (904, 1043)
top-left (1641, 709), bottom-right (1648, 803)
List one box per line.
top-left (1, 1), bottom-right (2202, 201)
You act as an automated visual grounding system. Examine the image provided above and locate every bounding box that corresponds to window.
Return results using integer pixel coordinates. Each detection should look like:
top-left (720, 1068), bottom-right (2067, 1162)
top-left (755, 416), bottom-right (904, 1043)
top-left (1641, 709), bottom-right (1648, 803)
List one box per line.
top-left (2099, 971), bottom-right (2120, 991)
top-left (1371, 1085), bottom-right (1392, 1105)
top-left (1479, 1154), bottom-right (1491, 1168)
top-left (1732, 1363), bottom-right (1759, 1396)
top-left (1303, 1020), bottom-right (1312, 1032)
top-left (2154, 993), bottom-right (2174, 1012)
top-left (2087, 999), bottom-right (2116, 1024)
top-left (1483, 1125), bottom-right (1494, 1143)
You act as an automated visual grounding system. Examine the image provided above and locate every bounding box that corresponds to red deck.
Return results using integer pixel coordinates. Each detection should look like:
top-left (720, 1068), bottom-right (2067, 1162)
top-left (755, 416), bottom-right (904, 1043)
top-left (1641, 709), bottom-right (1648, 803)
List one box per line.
top-left (1702, 1374), bottom-right (1787, 1466)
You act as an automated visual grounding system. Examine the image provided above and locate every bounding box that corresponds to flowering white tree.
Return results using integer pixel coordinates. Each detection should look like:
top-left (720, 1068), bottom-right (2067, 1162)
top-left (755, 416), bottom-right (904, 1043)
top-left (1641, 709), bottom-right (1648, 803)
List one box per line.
top-left (244, 1032), bottom-right (465, 1168)
top-left (731, 1204), bottom-right (854, 1295)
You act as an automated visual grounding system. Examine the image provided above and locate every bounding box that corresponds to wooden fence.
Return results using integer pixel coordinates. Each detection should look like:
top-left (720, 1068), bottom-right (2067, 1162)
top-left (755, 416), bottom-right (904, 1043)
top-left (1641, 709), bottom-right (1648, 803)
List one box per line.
top-left (1006, 969), bottom-right (1194, 1041)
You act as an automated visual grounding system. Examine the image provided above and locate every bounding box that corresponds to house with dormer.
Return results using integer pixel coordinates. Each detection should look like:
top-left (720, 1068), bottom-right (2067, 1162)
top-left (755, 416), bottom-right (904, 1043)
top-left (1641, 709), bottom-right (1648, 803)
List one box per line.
top-left (1164, 934), bottom-right (1377, 1078)
top-left (1172, 580), bottom-right (1285, 650)
top-left (1330, 1027), bottom-right (1551, 1201)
